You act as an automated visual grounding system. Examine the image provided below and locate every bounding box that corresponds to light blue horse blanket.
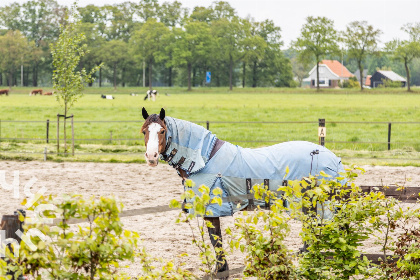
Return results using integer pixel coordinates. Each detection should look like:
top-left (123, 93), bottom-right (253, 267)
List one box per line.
top-left (162, 117), bottom-right (345, 217)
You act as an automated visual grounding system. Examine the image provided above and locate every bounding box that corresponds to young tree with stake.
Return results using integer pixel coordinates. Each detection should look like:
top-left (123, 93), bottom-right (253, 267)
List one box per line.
top-left (51, 8), bottom-right (100, 154)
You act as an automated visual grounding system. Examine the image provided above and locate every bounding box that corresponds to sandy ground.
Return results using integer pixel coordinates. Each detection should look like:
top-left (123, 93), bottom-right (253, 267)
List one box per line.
top-left (0, 161), bottom-right (419, 278)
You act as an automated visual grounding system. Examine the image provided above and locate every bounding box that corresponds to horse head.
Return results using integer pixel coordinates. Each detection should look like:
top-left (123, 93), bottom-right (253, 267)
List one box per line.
top-left (141, 107), bottom-right (167, 167)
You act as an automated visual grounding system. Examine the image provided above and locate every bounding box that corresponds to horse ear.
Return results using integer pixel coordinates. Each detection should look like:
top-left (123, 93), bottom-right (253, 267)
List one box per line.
top-left (159, 108), bottom-right (165, 121)
top-left (142, 107), bottom-right (149, 120)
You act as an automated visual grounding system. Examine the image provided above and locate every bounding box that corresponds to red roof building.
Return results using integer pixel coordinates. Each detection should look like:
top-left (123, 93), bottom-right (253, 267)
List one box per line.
top-left (307, 60), bottom-right (354, 88)
top-left (320, 60), bottom-right (354, 78)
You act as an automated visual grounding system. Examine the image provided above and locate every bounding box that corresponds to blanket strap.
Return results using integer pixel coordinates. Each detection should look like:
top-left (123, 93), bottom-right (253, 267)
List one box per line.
top-left (264, 179), bottom-right (270, 209)
top-left (166, 148), bottom-right (177, 163)
top-left (246, 178), bottom-right (253, 208)
top-left (175, 156), bottom-right (186, 169)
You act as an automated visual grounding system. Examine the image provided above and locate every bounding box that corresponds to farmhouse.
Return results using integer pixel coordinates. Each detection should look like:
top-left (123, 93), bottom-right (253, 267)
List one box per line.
top-left (307, 60), bottom-right (354, 88)
top-left (370, 70), bottom-right (407, 88)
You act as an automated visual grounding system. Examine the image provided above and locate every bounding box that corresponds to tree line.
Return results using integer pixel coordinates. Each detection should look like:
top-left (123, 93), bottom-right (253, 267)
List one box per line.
top-left (0, 0), bottom-right (419, 90)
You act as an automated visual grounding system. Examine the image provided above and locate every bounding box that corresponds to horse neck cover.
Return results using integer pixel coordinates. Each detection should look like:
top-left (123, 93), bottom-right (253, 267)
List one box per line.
top-left (162, 116), bottom-right (217, 174)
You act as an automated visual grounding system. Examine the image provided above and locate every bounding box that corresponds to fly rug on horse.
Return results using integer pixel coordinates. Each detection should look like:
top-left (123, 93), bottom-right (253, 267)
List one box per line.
top-left (141, 108), bottom-right (345, 277)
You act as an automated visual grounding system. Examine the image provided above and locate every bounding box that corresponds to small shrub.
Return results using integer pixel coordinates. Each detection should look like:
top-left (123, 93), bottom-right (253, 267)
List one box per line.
top-left (226, 183), bottom-right (297, 279)
top-left (170, 179), bottom-right (225, 279)
top-left (341, 77), bottom-right (360, 88)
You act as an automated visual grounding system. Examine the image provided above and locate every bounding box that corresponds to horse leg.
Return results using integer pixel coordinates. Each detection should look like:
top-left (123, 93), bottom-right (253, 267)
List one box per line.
top-left (204, 216), bottom-right (229, 275)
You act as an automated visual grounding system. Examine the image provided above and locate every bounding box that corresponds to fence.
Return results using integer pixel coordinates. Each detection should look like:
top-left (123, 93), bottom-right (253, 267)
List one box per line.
top-left (2, 184), bottom-right (420, 279)
top-left (0, 119), bottom-right (419, 160)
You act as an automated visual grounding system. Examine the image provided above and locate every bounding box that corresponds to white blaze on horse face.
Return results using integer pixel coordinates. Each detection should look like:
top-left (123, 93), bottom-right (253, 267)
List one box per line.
top-left (145, 123), bottom-right (162, 166)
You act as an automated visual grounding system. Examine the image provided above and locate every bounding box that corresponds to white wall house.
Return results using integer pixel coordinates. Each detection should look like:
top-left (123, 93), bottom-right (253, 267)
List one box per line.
top-left (307, 60), bottom-right (354, 88)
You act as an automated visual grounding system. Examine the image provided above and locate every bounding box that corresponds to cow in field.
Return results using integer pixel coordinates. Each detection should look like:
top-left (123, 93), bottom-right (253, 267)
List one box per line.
top-left (0, 89), bottom-right (9, 96)
top-left (29, 89), bottom-right (43, 96)
top-left (42, 91), bottom-right (53, 95)
top-left (101, 94), bottom-right (115, 99)
top-left (144, 89), bottom-right (158, 101)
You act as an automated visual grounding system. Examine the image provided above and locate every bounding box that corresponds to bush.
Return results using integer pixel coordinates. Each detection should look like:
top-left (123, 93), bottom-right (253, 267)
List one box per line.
top-left (341, 76), bottom-right (360, 88)
top-left (227, 184), bottom-right (296, 279)
top-left (5, 195), bottom-right (195, 280)
top-left (224, 167), bottom-right (418, 280)
top-left (378, 78), bottom-right (404, 88)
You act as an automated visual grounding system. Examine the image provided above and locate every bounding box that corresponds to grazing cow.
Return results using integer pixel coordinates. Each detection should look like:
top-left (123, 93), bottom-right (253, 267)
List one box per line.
top-left (144, 89), bottom-right (158, 101)
top-left (101, 94), bottom-right (115, 99)
top-left (43, 92), bottom-right (53, 96)
top-left (29, 89), bottom-right (43, 96)
top-left (0, 89), bottom-right (9, 96)
top-left (130, 93), bottom-right (138, 96)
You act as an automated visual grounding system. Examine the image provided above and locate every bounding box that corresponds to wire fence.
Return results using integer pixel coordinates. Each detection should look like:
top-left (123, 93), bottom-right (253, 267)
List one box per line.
top-left (0, 119), bottom-right (419, 161)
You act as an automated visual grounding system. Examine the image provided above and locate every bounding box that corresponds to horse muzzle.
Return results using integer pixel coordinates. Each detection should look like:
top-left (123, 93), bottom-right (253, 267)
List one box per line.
top-left (147, 160), bottom-right (158, 167)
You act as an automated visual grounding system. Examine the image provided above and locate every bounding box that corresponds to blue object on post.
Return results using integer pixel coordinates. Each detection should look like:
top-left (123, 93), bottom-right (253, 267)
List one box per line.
top-left (206, 71), bottom-right (211, 83)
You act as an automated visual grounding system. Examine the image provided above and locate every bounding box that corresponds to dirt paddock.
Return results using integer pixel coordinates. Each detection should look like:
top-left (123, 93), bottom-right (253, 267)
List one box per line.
top-left (0, 161), bottom-right (419, 278)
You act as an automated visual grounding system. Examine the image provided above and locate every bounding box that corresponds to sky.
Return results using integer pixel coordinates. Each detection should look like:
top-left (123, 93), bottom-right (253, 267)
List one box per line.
top-left (2, 0), bottom-right (420, 47)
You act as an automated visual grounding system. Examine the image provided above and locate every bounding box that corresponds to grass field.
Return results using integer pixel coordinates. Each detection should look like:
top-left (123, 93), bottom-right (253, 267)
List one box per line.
top-left (0, 86), bottom-right (419, 165)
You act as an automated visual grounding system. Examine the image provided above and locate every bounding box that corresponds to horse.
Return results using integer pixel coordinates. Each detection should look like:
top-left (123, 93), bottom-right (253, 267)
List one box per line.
top-left (144, 89), bottom-right (158, 101)
top-left (0, 89), bottom-right (9, 96)
top-left (42, 91), bottom-right (53, 96)
top-left (141, 107), bottom-right (345, 275)
top-left (29, 89), bottom-right (43, 96)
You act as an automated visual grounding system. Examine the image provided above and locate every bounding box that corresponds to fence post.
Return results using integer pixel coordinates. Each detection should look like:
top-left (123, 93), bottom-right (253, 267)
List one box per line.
top-left (46, 119), bottom-right (49, 143)
top-left (57, 114), bottom-right (59, 154)
top-left (44, 147), bottom-right (47, 161)
top-left (110, 131), bottom-right (113, 143)
top-left (318, 119), bottom-right (325, 146)
top-left (388, 122), bottom-right (392, 151)
top-left (206, 121), bottom-right (209, 131)
top-left (71, 115), bottom-right (74, 156)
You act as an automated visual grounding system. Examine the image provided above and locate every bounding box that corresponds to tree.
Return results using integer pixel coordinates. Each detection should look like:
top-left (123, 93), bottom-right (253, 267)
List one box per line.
top-left (342, 21), bottom-right (382, 90)
top-left (76, 22), bottom-right (106, 87)
top-left (102, 3), bottom-right (136, 41)
top-left (386, 23), bottom-right (420, 91)
top-left (212, 17), bottom-right (243, 90)
top-left (171, 20), bottom-right (212, 90)
top-left (0, 30), bottom-right (30, 88)
top-left (135, 0), bottom-right (160, 22)
top-left (101, 40), bottom-right (129, 89)
top-left (159, 1), bottom-right (188, 28)
top-left (293, 16), bottom-right (339, 90)
top-left (51, 11), bottom-right (100, 153)
top-left (240, 18), bottom-right (267, 87)
top-left (131, 18), bottom-right (170, 90)
top-left (0, 0), bottom-right (66, 86)
top-left (159, 1), bottom-right (188, 86)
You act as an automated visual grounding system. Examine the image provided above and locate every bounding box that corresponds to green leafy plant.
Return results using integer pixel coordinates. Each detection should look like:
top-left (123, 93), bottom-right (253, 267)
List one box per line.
top-left (170, 179), bottom-right (225, 279)
top-left (376, 194), bottom-right (420, 279)
top-left (226, 183), bottom-right (296, 279)
top-left (341, 76), bottom-right (360, 88)
top-left (136, 247), bottom-right (196, 279)
top-left (283, 168), bottom-right (389, 279)
top-left (8, 195), bottom-right (138, 280)
top-left (378, 78), bottom-right (403, 88)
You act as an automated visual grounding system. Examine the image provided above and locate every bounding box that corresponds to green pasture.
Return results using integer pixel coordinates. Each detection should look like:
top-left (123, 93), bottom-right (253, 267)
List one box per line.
top-left (0, 87), bottom-right (419, 165)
